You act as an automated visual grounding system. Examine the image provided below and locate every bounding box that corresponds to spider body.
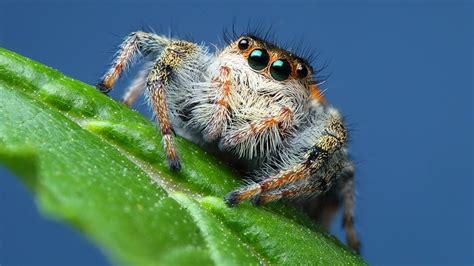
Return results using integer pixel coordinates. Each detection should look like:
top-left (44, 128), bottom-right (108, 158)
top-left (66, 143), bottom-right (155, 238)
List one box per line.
top-left (97, 31), bottom-right (359, 253)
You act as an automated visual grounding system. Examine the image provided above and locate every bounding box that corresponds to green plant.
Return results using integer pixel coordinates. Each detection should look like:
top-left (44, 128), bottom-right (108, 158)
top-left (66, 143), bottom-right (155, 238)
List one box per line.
top-left (0, 48), bottom-right (365, 265)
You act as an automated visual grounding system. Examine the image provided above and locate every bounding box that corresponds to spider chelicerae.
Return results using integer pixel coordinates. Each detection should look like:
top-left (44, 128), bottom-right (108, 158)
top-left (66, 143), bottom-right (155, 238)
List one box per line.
top-left (97, 29), bottom-right (360, 253)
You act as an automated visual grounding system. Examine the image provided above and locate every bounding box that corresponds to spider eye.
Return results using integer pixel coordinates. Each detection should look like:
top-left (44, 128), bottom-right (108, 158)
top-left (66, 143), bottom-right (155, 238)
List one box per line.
top-left (248, 49), bottom-right (270, 71)
top-left (238, 38), bottom-right (250, 50)
top-left (296, 63), bottom-right (308, 79)
top-left (270, 59), bottom-right (291, 81)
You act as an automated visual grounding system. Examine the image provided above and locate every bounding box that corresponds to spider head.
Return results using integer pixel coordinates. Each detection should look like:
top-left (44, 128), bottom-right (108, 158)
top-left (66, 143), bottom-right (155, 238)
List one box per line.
top-left (227, 35), bottom-right (313, 82)
top-left (216, 34), bottom-right (326, 105)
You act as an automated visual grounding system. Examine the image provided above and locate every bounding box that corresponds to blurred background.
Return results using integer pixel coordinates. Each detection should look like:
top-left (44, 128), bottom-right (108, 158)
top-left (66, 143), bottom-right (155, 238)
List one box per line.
top-left (0, 0), bottom-right (472, 265)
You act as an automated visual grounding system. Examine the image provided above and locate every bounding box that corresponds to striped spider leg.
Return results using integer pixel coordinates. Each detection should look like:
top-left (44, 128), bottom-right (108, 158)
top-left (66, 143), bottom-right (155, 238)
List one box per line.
top-left (97, 31), bottom-right (208, 170)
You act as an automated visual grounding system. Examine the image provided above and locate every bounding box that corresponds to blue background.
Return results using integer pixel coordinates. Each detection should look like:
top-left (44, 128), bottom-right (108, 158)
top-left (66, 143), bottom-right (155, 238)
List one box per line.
top-left (0, 1), bottom-right (472, 265)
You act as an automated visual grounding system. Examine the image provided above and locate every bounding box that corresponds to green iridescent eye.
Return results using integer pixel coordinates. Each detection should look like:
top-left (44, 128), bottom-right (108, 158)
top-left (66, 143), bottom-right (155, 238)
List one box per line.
top-left (270, 59), bottom-right (291, 81)
top-left (248, 49), bottom-right (270, 71)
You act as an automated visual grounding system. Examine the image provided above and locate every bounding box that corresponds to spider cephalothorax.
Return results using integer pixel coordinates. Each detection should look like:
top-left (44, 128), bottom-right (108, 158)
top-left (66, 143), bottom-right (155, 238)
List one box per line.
top-left (97, 30), bottom-right (360, 253)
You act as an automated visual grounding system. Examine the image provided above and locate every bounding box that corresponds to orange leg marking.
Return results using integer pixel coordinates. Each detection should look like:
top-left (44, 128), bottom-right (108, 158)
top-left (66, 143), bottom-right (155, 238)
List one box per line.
top-left (97, 33), bottom-right (140, 92)
top-left (309, 84), bottom-right (327, 105)
top-left (259, 166), bottom-right (310, 192)
top-left (224, 165), bottom-right (310, 206)
top-left (205, 66), bottom-right (232, 139)
top-left (223, 106), bottom-right (293, 147)
top-left (255, 183), bottom-right (320, 205)
top-left (149, 83), bottom-right (181, 170)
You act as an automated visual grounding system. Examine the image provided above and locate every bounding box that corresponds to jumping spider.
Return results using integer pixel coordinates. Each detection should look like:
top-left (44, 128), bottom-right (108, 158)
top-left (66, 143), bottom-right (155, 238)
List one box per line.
top-left (97, 31), bottom-right (360, 253)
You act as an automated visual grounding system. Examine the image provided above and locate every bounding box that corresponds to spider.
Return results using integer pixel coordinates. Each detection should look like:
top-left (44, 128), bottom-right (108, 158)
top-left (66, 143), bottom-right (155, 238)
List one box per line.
top-left (97, 30), bottom-right (360, 253)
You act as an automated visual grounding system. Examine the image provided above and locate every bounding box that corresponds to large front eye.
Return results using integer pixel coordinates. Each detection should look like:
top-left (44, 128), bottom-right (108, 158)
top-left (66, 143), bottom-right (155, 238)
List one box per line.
top-left (248, 49), bottom-right (270, 70)
top-left (270, 59), bottom-right (291, 81)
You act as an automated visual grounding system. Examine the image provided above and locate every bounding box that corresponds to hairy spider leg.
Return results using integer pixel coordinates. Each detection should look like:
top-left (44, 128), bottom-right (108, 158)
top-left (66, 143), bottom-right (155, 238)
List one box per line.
top-left (338, 166), bottom-right (360, 253)
top-left (97, 31), bottom-right (170, 93)
top-left (204, 65), bottom-right (233, 140)
top-left (146, 41), bottom-right (198, 171)
top-left (224, 116), bottom-right (347, 205)
top-left (222, 106), bottom-right (294, 148)
top-left (121, 67), bottom-right (147, 106)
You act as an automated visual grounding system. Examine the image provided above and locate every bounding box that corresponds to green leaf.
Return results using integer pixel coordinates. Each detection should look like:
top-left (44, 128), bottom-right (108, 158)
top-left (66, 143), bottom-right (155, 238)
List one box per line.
top-left (0, 47), bottom-right (365, 265)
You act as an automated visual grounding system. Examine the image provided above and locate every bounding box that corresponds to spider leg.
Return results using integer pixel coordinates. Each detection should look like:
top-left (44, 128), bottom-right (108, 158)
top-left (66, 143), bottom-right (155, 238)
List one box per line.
top-left (338, 165), bottom-right (360, 253)
top-left (97, 31), bottom-right (170, 93)
top-left (251, 180), bottom-right (321, 205)
top-left (303, 190), bottom-right (341, 230)
top-left (225, 115), bottom-right (347, 206)
top-left (121, 66), bottom-right (147, 106)
top-left (252, 157), bottom-right (346, 206)
top-left (146, 41), bottom-right (198, 171)
top-left (203, 65), bottom-right (233, 140)
top-left (222, 106), bottom-right (294, 148)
